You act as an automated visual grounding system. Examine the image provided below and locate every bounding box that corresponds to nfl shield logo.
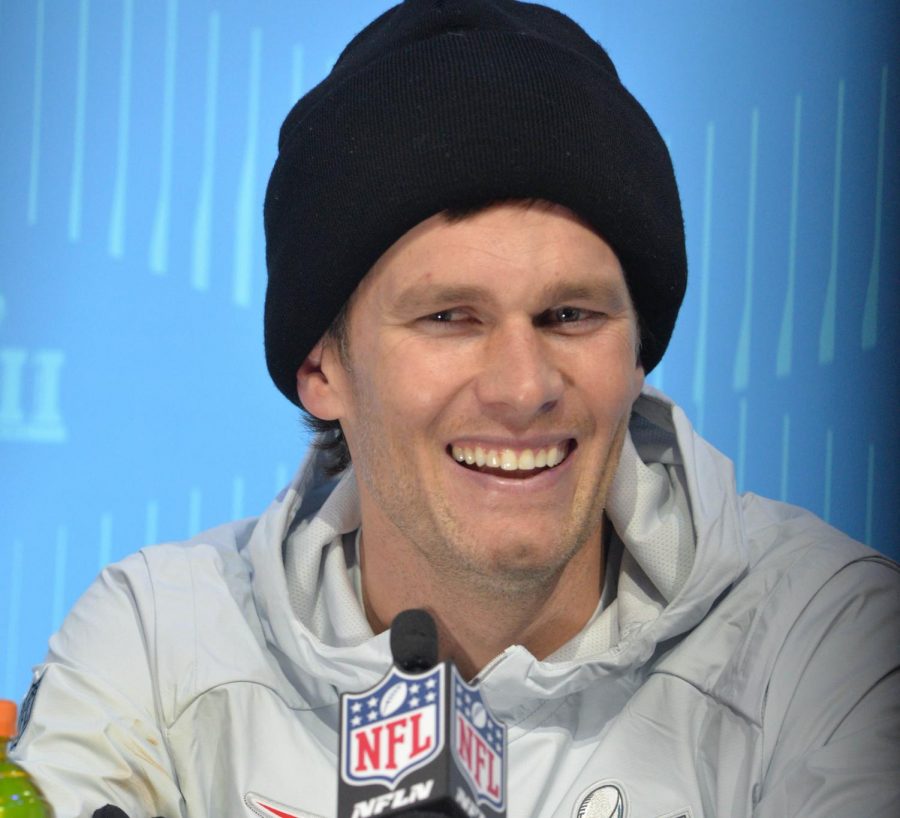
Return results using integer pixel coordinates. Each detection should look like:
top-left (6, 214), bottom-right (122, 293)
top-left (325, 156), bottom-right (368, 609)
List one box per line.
top-left (341, 663), bottom-right (445, 788)
top-left (451, 665), bottom-right (506, 811)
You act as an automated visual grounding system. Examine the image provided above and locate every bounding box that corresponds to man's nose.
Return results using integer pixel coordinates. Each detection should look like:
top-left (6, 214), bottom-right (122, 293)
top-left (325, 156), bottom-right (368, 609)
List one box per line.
top-left (474, 319), bottom-right (564, 420)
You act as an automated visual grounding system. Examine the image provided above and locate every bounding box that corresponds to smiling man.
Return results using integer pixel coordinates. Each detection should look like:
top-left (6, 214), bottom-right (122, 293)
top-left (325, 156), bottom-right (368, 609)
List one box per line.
top-left (10, 1), bottom-right (900, 817)
top-left (298, 204), bottom-right (645, 677)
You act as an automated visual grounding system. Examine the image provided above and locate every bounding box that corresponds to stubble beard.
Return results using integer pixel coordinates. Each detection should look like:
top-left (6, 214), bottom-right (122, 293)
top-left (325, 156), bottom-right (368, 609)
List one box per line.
top-left (353, 403), bottom-right (633, 605)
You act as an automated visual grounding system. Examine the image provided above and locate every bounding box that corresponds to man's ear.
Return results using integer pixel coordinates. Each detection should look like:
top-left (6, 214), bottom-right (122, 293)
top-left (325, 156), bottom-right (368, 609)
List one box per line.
top-left (296, 340), bottom-right (346, 420)
top-left (631, 363), bottom-right (645, 403)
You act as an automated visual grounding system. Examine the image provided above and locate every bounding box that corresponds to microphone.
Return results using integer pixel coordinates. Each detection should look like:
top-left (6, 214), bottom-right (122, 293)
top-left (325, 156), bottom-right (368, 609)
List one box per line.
top-left (390, 609), bottom-right (439, 674)
top-left (337, 610), bottom-right (507, 818)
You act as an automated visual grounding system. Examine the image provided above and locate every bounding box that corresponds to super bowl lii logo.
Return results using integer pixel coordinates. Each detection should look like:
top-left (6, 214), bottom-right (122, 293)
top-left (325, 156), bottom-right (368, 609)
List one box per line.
top-left (0, 293), bottom-right (67, 443)
top-left (576, 783), bottom-right (626, 818)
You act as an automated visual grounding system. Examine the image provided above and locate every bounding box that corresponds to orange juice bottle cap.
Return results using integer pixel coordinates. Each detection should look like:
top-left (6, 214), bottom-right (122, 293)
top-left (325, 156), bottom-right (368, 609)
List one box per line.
top-left (0, 699), bottom-right (17, 738)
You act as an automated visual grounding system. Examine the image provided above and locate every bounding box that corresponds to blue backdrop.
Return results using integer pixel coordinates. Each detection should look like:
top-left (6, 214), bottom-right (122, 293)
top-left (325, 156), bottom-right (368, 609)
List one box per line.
top-left (1, 0), bottom-right (898, 703)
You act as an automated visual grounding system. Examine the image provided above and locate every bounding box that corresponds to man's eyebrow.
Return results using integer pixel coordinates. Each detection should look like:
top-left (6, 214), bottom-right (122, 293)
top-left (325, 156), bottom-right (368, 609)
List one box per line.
top-left (391, 278), bottom-right (630, 314)
top-left (537, 279), bottom-right (629, 308)
top-left (391, 284), bottom-right (495, 314)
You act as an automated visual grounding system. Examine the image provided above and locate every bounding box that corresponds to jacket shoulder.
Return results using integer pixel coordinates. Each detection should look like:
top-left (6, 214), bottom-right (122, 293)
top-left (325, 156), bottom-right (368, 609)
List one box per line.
top-left (47, 517), bottom-right (274, 727)
top-left (657, 493), bottom-right (898, 724)
top-left (740, 491), bottom-right (890, 573)
top-left (735, 496), bottom-right (900, 813)
top-left (721, 494), bottom-right (896, 715)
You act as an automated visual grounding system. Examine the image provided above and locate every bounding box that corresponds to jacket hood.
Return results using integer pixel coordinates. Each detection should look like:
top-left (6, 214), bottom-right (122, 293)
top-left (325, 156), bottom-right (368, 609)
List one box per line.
top-left (246, 386), bottom-right (749, 719)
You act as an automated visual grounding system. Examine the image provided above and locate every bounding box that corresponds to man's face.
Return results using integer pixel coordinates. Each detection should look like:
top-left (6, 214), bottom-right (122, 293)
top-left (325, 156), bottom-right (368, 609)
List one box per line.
top-left (312, 203), bottom-right (644, 591)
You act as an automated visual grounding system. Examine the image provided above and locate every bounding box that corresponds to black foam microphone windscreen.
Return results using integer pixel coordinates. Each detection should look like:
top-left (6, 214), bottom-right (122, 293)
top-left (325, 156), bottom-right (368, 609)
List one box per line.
top-left (390, 609), bottom-right (439, 673)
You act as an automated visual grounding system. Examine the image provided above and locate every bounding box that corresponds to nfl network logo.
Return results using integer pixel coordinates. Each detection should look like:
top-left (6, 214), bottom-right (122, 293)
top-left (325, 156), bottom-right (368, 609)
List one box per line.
top-left (451, 666), bottom-right (506, 811)
top-left (341, 663), bottom-right (445, 788)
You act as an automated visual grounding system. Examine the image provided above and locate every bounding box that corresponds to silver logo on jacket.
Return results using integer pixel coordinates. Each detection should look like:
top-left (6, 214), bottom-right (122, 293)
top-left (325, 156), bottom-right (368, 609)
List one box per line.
top-left (576, 782), bottom-right (625, 818)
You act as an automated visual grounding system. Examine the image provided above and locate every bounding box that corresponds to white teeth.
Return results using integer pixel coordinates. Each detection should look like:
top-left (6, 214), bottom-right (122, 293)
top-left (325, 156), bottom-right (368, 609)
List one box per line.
top-left (451, 441), bottom-right (570, 472)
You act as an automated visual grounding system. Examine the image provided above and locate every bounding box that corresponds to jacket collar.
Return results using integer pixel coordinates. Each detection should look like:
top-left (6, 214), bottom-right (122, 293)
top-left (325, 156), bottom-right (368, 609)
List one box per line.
top-left (247, 388), bottom-right (749, 714)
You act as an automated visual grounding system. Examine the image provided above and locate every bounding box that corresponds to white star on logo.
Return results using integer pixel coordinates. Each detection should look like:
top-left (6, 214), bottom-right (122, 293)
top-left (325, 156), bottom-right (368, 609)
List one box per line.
top-left (426, 678), bottom-right (436, 689)
top-left (410, 683), bottom-right (420, 694)
top-left (367, 696), bottom-right (378, 709)
top-left (367, 711), bottom-right (378, 721)
top-left (410, 697), bottom-right (420, 707)
top-left (351, 715), bottom-right (362, 727)
top-left (426, 691), bottom-right (436, 702)
top-left (351, 702), bottom-right (362, 714)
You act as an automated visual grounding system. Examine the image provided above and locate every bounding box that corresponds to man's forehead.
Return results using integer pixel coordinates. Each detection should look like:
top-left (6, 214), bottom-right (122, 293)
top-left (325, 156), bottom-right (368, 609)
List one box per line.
top-left (354, 203), bottom-right (631, 305)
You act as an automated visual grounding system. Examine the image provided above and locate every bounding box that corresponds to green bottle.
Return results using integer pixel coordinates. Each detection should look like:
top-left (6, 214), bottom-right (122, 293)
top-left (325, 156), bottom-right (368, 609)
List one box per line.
top-left (0, 700), bottom-right (53, 817)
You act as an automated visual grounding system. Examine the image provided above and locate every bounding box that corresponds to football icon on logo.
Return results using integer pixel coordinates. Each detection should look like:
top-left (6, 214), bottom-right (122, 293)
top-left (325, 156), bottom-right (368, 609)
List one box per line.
top-left (379, 681), bottom-right (408, 717)
top-left (470, 701), bottom-right (487, 729)
top-left (576, 783), bottom-right (625, 818)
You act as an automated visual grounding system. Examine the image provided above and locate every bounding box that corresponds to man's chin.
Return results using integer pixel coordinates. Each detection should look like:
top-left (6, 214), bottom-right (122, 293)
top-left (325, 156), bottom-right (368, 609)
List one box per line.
top-left (447, 534), bottom-right (587, 592)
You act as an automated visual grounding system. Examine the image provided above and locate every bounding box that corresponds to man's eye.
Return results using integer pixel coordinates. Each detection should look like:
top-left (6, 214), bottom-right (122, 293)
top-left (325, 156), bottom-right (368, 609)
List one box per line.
top-left (541, 306), bottom-right (595, 324)
top-left (415, 309), bottom-right (468, 329)
top-left (430, 310), bottom-right (457, 321)
top-left (554, 306), bottom-right (583, 322)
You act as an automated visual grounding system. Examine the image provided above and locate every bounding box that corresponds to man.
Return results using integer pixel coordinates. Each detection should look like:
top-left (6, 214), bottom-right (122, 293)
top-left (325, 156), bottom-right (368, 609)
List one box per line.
top-left (11, 1), bottom-right (899, 816)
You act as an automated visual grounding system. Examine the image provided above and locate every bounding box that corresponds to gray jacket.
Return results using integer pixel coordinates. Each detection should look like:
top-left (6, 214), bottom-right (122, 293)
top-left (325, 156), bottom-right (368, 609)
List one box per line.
top-left (12, 389), bottom-right (900, 817)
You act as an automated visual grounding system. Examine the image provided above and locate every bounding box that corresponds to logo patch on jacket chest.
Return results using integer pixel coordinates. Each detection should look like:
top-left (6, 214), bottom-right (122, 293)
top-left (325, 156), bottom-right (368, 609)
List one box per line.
top-left (575, 782), bottom-right (626, 818)
top-left (572, 781), bottom-right (692, 818)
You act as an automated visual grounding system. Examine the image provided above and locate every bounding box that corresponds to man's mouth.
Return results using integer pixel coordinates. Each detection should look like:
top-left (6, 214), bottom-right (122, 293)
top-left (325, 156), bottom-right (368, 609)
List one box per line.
top-left (447, 439), bottom-right (575, 479)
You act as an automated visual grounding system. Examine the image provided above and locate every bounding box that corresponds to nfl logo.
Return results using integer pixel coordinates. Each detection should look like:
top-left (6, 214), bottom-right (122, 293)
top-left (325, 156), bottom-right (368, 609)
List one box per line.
top-left (451, 665), bottom-right (506, 811)
top-left (341, 663), bottom-right (445, 788)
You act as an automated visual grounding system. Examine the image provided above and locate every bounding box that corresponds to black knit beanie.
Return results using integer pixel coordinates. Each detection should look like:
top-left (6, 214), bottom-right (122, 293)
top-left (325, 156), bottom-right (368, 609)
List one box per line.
top-left (264, 0), bottom-right (686, 406)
